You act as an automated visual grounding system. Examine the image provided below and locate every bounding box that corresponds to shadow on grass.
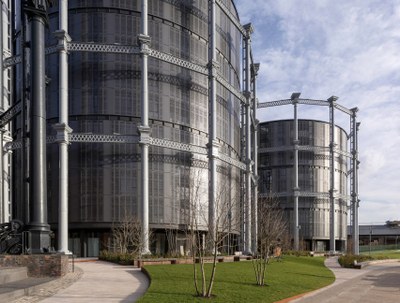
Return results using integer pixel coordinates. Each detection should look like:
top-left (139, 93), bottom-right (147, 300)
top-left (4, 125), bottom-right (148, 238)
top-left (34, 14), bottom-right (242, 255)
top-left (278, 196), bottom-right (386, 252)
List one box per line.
top-left (217, 279), bottom-right (270, 287)
top-left (144, 290), bottom-right (220, 302)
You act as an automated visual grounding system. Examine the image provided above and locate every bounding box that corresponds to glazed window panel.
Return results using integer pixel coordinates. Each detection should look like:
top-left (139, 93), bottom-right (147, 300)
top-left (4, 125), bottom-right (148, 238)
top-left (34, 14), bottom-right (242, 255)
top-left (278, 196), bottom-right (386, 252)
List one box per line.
top-left (43, 0), bottom-right (243, 234)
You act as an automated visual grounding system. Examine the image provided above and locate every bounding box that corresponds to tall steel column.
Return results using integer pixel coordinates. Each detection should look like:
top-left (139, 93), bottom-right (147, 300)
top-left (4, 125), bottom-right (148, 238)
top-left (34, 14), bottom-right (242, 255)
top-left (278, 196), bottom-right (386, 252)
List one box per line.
top-left (1, 140), bottom-right (10, 223)
top-left (207, 0), bottom-right (218, 246)
top-left (243, 23), bottom-right (253, 254)
top-left (26, 0), bottom-right (51, 253)
top-left (239, 94), bottom-right (245, 251)
top-left (0, 131), bottom-right (3, 223)
top-left (351, 108), bottom-right (360, 254)
top-left (18, 2), bottom-right (27, 225)
top-left (0, 0), bottom-right (12, 224)
top-left (54, 0), bottom-right (71, 254)
top-left (292, 92), bottom-right (301, 251)
top-left (328, 96), bottom-right (338, 253)
top-left (0, 0), bottom-right (11, 224)
top-left (355, 122), bottom-right (360, 253)
top-left (138, 0), bottom-right (151, 255)
top-left (0, 0), bottom-right (2, 103)
top-left (251, 63), bottom-right (260, 254)
top-left (0, 0), bottom-right (4, 223)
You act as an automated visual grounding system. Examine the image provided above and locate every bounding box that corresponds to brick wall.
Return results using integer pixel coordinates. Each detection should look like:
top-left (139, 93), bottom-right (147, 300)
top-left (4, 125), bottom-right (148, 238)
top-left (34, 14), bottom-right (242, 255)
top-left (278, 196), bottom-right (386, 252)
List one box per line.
top-left (0, 254), bottom-right (69, 277)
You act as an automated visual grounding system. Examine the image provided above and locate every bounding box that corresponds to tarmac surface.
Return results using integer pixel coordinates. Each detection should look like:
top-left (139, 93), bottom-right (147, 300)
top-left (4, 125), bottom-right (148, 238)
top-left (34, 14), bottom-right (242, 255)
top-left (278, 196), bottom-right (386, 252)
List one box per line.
top-left (10, 260), bottom-right (149, 303)
top-left (290, 257), bottom-right (400, 303)
top-left (8, 256), bottom-right (400, 303)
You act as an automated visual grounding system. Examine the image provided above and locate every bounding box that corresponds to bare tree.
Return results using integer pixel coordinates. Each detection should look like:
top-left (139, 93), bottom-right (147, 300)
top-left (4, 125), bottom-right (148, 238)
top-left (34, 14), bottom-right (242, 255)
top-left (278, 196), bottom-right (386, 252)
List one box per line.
top-left (165, 223), bottom-right (179, 257)
top-left (183, 169), bottom-right (208, 297)
top-left (111, 213), bottom-right (145, 258)
top-left (252, 196), bottom-right (288, 286)
top-left (183, 168), bottom-right (240, 298)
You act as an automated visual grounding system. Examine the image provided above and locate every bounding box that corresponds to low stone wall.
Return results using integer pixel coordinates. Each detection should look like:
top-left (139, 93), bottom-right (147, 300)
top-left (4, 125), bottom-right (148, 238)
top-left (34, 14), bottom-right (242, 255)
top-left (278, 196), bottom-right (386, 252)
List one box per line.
top-left (234, 255), bottom-right (252, 261)
top-left (137, 259), bottom-right (172, 267)
top-left (138, 255), bottom-right (246, 267)
top-left (357, 258), bottom-right (400, 269)
top-left (171, 258), bottom-right (192, 265)
top-left (0, 254), bottom-right (69, 277)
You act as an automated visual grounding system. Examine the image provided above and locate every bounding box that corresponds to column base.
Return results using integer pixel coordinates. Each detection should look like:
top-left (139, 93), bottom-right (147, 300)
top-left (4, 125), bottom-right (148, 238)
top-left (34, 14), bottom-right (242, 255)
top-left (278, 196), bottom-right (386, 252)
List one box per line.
top-left (57, 249), bottom-right (73, 255)
top-left (141, 249), bottom-right (152, 256)
top-left (26, 224), bottom-right (51, 254)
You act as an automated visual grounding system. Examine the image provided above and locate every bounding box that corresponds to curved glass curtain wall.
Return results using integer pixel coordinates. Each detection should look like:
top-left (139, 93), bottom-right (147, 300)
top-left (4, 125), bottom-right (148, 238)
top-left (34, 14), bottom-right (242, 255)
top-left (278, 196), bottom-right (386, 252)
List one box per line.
top-left (259, 120), bottom-right (348, 251)
top-left (45, 0), bottom-right (242, 241)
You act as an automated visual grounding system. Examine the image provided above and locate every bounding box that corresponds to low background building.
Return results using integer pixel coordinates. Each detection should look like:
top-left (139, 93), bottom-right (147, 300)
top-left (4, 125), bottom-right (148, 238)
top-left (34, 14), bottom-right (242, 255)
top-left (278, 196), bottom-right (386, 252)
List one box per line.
top-left (356, 221), bottom-right (400, 253)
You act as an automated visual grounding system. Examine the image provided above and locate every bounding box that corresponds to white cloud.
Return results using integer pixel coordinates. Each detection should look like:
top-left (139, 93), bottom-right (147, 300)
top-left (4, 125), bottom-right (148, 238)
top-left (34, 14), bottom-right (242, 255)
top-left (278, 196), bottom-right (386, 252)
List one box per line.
top-left (359, 200), bottom-right (399, 225)
top-left (235, 0), bottom-right (400, 223)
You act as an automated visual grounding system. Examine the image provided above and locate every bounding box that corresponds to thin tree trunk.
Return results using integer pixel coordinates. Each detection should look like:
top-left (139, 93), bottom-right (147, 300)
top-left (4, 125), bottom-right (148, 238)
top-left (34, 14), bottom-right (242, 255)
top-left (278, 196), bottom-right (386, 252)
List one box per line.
top-left (252, 258), bottom-right (260, 285)
top-left (191, 237), bottom-right (199, 295)
top-left (261, 256), bottom-right (269, 286)
top-left (200, 256), bottom-right (206, 296)
top-left (197, 235), bottom-right (206, 297)
top-left (206, 243), bottom-right (218, 297)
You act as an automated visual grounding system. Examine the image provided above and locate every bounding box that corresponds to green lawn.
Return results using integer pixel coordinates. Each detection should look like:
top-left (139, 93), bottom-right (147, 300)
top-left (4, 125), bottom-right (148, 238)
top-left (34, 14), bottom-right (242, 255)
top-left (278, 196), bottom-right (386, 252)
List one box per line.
top-left (137, 256), bottom-right (334, 303)
top-left (361, 249), bottom-right (400, 259)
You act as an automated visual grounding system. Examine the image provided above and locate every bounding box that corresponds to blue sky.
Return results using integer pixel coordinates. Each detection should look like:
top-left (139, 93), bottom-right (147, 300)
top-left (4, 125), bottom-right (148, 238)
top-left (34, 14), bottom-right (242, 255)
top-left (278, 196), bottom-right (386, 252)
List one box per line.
top-left (235, 0), bottom-right (400, 225)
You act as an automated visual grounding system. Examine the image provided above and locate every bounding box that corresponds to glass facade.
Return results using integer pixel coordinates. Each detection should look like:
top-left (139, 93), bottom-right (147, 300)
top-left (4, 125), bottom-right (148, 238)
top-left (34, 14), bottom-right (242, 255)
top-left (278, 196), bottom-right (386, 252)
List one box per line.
top-left (258, 120), bottom-right (348, 251)
top-left (42, 0), bottom-right (242, 256)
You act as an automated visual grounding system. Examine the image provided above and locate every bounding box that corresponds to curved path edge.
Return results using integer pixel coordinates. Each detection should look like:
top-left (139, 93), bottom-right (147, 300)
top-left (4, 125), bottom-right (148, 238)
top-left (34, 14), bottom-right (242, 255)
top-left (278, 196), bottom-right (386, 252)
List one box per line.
top-left (276, 257), bottom-right (400, 303)
top-left (11, 260), bottom-right (150, 303)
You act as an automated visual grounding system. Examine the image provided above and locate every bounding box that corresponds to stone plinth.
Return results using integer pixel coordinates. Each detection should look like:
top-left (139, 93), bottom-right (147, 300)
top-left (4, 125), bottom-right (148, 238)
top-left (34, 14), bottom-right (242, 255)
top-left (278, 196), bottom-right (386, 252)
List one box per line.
top-left (0, 254), bottom-right (69, 277)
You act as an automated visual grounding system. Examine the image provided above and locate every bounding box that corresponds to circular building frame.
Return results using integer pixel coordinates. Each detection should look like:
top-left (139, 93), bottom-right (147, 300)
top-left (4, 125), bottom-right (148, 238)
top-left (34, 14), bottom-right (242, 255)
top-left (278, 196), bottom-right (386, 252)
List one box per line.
top-left (1, 0), bottom-right (259, 256)
top-left (257, 92), bottom-right (360, 254)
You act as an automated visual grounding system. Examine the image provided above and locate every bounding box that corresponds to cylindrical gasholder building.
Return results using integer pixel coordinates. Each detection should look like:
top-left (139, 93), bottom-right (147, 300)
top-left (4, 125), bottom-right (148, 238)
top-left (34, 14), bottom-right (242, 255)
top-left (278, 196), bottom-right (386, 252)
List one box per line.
top-left (39, 0), bottom-right (243, 256)
top-left (258, 119), bottom-right (348, 251)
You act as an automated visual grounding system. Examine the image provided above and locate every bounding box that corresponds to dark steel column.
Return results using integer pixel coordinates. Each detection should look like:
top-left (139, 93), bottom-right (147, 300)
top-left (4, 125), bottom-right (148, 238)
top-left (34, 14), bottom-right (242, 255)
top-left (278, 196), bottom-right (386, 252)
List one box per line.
top-left (351, 108), bottom-right (360, 255)
top-left (251, 63), bottom-right (260, 254)
top-left (26, 0), bottom-right (50, 253)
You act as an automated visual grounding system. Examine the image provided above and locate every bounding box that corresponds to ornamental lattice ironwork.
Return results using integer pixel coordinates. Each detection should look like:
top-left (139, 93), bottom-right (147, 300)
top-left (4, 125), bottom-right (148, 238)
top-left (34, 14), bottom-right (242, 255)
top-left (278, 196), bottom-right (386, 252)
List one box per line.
top-left (0, 220), bottom-right (24, 255)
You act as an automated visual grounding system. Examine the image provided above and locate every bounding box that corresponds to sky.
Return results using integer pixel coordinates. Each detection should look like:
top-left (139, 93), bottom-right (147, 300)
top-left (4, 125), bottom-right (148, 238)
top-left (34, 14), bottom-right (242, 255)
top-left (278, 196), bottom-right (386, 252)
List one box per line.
top-left (235, 0), bottom-right (400, 225)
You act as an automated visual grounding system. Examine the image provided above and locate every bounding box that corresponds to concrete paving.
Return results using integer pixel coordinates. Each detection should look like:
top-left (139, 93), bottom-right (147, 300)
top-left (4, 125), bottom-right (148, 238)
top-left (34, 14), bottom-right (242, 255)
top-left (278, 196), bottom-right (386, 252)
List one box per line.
top-left (290, 257), bottom-right (400, 303)
top-left (10, 260), bottom-right (149, 303)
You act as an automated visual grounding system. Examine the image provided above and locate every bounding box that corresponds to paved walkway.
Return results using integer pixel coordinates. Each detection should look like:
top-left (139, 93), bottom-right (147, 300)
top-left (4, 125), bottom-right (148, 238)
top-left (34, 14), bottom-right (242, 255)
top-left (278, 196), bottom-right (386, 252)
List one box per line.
top-left (290, 257), bottom-right (400, 303)
top-left (9, 256), bottom-right (400, 303)
top-left (11, 260), bottom-right (149, 303)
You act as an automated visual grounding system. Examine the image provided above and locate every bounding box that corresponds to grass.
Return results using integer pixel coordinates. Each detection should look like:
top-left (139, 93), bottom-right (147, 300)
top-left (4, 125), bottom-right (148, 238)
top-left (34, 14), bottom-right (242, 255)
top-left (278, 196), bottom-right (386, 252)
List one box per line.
top-left (137, 256), bottom-right (334, 303)
top-left (361, 249), bottom-right (400, 259)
